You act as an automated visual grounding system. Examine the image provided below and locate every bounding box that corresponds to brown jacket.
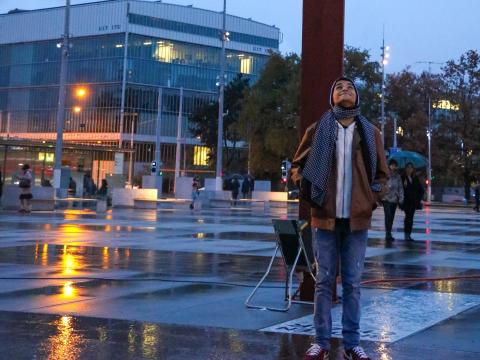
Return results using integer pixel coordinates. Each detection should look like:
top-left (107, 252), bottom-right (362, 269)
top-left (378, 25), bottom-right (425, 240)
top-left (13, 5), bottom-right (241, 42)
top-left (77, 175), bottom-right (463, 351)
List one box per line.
top-left (291, 121), bottom-right (389, 231)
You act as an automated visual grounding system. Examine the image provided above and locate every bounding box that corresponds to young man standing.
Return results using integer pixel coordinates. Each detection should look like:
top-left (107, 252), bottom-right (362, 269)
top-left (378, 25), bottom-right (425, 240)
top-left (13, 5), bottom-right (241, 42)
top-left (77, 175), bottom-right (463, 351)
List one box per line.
top-left (291, 77), bottom-right (388, 360)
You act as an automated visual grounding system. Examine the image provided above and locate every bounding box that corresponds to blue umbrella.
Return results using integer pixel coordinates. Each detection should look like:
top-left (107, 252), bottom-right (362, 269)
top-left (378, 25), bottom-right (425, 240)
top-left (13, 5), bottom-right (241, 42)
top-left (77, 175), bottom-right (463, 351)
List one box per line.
top-left (388, 150), bottom-right (428, 169)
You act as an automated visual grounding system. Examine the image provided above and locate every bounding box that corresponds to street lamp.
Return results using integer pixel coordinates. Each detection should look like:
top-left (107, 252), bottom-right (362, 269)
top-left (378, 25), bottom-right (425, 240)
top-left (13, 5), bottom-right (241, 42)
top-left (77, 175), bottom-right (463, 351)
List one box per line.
top-left (215, 0), bottom-right (228, 191)
top-left (392, 112), bottom-right (398, 149)
top-left (53, 0), bottom-right (70, 196)
top-left (380, 38), bottom-right (390, 146)
top-left (413, 61), bottom-right (444, 203)
top-left (75, 87), bottom-right (87, 99)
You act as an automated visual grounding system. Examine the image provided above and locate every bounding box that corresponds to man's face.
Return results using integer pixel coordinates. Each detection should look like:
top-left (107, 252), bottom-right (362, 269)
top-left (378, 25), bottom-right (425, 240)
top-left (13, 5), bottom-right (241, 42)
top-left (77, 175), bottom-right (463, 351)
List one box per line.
top-left (389, 163), bottom-right (398, 171)
top-left (332, 80), bottom-right (357, 107)
top-left (406, 164), bottom-right (414, 175)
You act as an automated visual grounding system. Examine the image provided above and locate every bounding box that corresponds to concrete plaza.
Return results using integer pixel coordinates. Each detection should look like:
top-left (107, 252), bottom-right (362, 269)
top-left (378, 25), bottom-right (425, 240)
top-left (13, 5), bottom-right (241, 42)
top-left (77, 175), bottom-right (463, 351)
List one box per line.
top-left (0, 203), bottom-right (479, 359)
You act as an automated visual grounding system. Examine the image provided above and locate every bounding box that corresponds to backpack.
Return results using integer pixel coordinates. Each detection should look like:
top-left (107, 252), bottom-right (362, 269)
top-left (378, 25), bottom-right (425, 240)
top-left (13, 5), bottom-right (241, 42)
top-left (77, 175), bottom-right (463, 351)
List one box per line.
top-left (19, 178), bottom-right (31, 189)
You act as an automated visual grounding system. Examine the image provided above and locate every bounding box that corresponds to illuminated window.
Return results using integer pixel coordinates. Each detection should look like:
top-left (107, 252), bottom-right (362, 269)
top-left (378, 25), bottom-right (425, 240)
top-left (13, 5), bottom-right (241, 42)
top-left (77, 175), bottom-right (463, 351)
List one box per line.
top-left (432, 100), bottom-right (460, 111)
top-left (154, 42), bottom-right (173, 62)
top-left (38, 152), bottom-right (55, 163)
top-left (193, 146), bottom-right (209, 166)
top-left (240, 55), bottom-right (253, 74)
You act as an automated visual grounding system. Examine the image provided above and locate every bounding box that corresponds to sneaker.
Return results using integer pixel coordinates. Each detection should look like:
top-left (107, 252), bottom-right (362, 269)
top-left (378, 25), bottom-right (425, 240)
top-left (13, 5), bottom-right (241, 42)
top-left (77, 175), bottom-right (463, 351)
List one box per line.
top-left (344, 346), bottom-right (371, 360)
top-left (304, 343), bottom-right (329, 360)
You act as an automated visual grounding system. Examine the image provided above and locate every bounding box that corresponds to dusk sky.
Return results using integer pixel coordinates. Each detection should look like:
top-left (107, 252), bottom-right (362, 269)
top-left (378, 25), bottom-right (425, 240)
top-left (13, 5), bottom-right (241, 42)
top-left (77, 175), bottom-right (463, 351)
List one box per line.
top-left (1, 0), bottom-right (479, 74)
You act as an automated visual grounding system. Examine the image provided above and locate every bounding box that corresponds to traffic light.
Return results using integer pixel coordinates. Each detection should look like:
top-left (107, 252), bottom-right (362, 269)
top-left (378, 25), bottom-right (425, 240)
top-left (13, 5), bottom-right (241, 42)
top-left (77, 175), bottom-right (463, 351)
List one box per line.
top-left (425, 179), bottom-right (430, 186)
top-left (150, 161), bottom-right (157, 174)
top-left (281, 159), bottom-right (291, 183)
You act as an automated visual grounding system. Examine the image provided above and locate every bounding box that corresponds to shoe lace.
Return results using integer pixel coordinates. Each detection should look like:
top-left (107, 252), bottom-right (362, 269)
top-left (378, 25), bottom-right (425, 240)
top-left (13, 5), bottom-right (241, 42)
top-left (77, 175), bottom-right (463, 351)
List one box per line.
top-left (306, 343), bottom-right (324, 355)
top-left (351, 346), bottom-right (368, 358)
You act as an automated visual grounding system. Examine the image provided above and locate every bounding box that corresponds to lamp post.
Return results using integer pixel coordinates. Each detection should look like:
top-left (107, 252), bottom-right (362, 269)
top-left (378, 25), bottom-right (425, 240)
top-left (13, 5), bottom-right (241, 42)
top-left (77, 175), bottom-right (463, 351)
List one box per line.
top-left (174, 87), bottom-right (184, 192)
top-left (427, 98), bottom-right (432, 203)
top-left (53, 0), bottom-right (70, 196)
top-left (413, 61), bottom-right (443, 203)
top-left (380, 36), bottom-right (390, 146)
top-left (128, 114), bottom-right (135, 187)
top-left (215, 0), bottom-right (228, 190)
top-left (393, 113), bottom-right (398, 149)
top-left (154, 87), bottom-right (163, 193)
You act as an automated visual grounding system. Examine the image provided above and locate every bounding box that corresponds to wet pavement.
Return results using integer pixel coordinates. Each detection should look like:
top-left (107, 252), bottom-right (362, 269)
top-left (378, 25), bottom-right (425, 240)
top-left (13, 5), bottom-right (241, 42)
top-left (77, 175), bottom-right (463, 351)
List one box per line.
top-left (0, 205), bottom-right (479, 359)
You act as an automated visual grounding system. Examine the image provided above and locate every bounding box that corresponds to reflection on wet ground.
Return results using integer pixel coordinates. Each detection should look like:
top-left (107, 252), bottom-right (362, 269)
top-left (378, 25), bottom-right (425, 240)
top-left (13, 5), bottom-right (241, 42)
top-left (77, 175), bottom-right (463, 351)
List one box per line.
top-left (0, 309), bottom-right (479, 360)
top-left (0, 206), bottom-right (479, 358)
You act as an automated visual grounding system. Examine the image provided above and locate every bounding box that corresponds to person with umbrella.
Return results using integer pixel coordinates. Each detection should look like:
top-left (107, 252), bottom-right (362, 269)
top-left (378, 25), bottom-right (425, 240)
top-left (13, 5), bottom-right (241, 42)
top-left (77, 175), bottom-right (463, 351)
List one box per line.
top-left (388, 150), bottom-right (427, 169)
top-left (401, 162), bottom-right (424, 241)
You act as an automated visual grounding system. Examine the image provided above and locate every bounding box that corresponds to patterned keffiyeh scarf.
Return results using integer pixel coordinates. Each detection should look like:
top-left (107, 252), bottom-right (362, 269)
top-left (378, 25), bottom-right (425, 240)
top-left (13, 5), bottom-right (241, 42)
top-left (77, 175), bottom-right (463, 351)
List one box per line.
top-left (302, 106), bottom-right (379, 208)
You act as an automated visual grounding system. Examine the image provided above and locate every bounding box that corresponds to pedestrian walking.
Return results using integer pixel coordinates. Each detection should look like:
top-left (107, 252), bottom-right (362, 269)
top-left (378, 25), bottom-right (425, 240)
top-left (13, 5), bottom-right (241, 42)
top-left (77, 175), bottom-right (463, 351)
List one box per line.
top-left (241, 176), bottom-right (250, 199)
top-left (231, 177), bottom-right (240, 206)
top-left (472, 178), bottom-right (479, 212)
top-left (0, 170), bottom-right (3, 200)
top-left (97, 179), bottom-right (108, 197)
top-left (400, 163), bottom-right (424, 241)
top-left (248, 175), bottom-right (255, 198)
top-left (83, 172), bottom-right (96, 197)
top-left (18, 164), bottom-right (33, 213)
top-left (382, 159), bottom-right (404, 242)
top-left (291, 77), bottom-right (388, 360)
top-left (97, 179), bottom-right (111, 207)
top-left (68, 177), bottom-right (77, 197)
top-left (190, 176), bottom-right (200, 210)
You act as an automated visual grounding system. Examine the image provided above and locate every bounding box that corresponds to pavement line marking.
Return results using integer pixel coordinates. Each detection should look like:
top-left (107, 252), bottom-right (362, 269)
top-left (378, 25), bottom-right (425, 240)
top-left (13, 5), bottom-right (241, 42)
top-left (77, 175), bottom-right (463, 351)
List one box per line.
top-left (260, 289), bottom-right (480, 343)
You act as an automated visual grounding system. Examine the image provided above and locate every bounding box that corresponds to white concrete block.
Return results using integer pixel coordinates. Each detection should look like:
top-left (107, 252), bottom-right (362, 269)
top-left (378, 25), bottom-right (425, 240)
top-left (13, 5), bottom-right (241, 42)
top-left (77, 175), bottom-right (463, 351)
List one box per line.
top-left (253, 191), bottom-right (288, 201)
top-left (175, 177), bottom-right (193, 199)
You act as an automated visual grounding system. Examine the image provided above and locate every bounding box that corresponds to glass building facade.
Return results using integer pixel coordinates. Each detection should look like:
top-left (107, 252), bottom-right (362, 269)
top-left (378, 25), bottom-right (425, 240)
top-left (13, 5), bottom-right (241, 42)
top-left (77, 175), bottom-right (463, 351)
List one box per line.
top-left (0, 2), bottom-right (279, 186)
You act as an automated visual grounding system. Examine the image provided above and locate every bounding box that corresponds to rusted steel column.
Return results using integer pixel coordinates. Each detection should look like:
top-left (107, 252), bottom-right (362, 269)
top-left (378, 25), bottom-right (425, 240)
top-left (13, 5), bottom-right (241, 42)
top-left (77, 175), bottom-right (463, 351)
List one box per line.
top-left (300, 0), bottom-right (345, 302)
top-left (299, 0), bottom-right (345, 221)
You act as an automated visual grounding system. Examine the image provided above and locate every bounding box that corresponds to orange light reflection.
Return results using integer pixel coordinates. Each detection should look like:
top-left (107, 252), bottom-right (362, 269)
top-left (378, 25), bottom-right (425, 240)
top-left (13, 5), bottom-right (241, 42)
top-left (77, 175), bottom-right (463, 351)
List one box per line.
top-left (46, 315), bottom-right (83, 360)
top-left (41, 244), bottom-right (49, 266)
top-left (62, 281), bottom-right (76, 298)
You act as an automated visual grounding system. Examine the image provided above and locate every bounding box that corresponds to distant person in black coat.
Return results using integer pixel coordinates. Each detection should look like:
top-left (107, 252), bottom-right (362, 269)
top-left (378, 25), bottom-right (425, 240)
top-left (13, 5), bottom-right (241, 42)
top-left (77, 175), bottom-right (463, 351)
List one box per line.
top-left (0, 170), bottom-right (3, 199)
top-left (401, 163), bottom-right (424, 241)
top-left (97, 179), bottom-right (108, 197)
top-left (231, 178), bottom-right (240, 205)
top-left (248, 175), bottom-right (255, 198)
top-left (241, 176), bottom-right (250, 199)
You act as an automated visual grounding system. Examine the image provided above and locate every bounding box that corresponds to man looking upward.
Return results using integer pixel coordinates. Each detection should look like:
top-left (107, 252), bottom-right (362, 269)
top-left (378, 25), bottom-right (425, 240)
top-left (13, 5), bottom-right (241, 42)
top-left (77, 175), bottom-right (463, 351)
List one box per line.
top-left (291, 77), bottom-right (389, 360)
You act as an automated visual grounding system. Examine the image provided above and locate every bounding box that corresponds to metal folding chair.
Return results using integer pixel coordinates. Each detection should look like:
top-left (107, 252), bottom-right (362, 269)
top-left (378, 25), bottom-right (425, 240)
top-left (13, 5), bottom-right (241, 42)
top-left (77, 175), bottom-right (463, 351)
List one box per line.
top-left (245, 219), bottom-right (316, 312)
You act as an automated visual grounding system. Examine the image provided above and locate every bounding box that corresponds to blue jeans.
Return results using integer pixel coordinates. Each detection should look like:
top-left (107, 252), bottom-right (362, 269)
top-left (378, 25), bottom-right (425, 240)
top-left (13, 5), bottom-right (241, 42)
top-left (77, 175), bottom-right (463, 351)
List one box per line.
top-left (192, 191), bottom-right (199, 202)
top-left (312, 220), bottom-right (367, 350)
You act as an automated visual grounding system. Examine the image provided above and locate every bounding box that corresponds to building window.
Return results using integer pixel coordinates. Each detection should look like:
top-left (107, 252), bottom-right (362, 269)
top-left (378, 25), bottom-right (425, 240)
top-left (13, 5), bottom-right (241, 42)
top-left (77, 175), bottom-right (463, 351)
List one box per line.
top-left (240, 55), bottom-right (253, 74)
top-left (38, 152), bottom-right (54, 163)
top-left (193, 146), bottom-right (209, 166)
top-left (154, 41), bottom-right (174, 63)
top-left (128, 13), bottom-right (279, 48)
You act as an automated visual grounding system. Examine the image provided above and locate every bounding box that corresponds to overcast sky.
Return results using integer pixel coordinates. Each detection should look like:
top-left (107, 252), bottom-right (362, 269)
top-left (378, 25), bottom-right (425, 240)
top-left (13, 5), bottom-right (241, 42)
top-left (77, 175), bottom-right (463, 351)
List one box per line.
top-left (1, 0), bottom-right (479, 74)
